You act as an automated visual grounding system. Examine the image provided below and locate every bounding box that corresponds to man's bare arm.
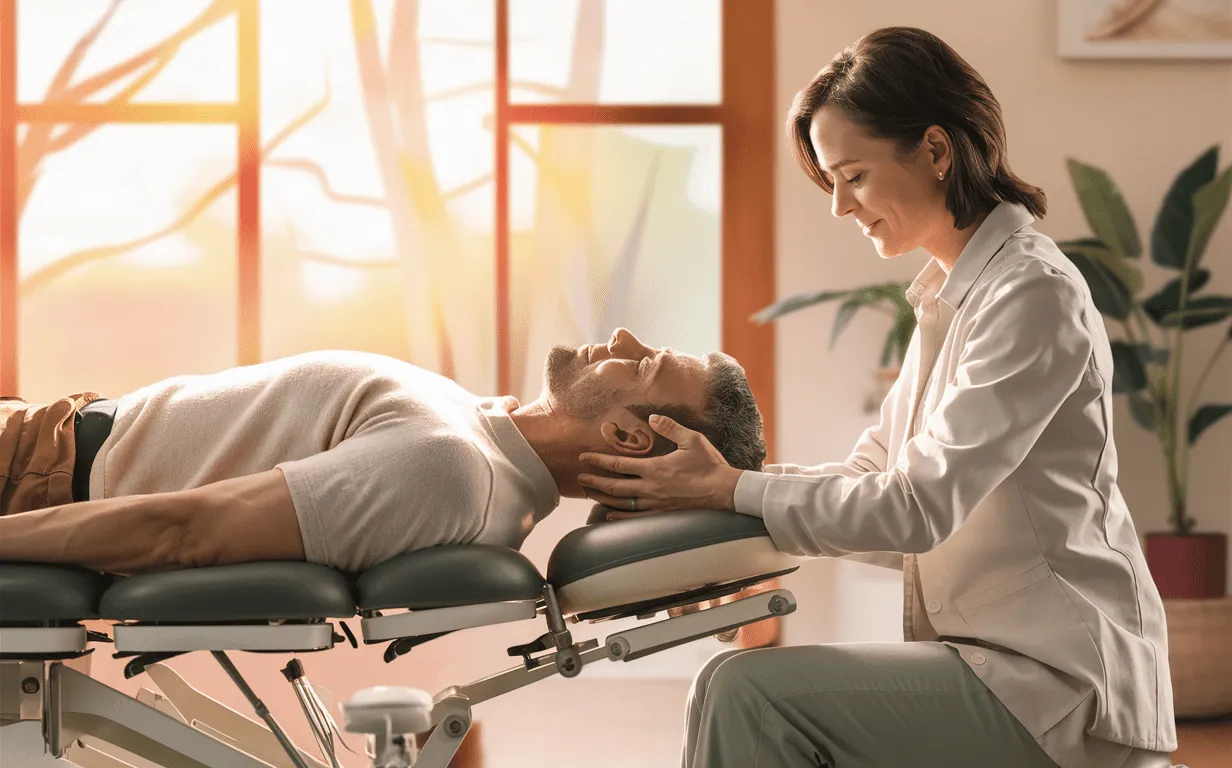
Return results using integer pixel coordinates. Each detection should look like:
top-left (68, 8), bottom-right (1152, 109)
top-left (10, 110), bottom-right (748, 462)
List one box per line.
top-left (185, 468), bottom-right (306, 567)
top-left (0, 468), bottom-right (306, 574)
top-left (0, 492), bottom-right (195, 575)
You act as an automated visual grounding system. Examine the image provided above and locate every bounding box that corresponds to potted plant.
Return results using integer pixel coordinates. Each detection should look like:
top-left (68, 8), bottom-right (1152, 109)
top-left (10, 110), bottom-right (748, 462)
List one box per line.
top-left (1057, 145), bottom-right (1232, 601)
top-left (753, 282), bottom-right (916, 413)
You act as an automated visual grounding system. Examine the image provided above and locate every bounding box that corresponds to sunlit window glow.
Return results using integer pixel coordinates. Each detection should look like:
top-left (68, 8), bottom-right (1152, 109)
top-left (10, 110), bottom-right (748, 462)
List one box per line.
top-left (15, 0), bottom-right (722, 403)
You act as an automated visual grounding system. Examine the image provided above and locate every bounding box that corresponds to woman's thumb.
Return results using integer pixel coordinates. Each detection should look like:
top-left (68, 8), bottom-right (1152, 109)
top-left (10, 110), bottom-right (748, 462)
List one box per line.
top-left (650, 414), bottom-right (686, 442)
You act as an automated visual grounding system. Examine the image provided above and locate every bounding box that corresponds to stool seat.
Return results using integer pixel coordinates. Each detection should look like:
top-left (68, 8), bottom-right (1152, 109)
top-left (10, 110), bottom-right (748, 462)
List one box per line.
top-left (355, 545), bottom-right (544, 611)
top-left (101, 562), bottom-right (356, 622)
top-left (0, 563), bottom-right (112, 621)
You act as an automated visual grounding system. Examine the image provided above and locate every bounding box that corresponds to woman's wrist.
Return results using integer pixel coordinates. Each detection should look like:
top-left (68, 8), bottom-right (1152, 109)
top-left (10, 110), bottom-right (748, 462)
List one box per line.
top-left (711, 466), bottom-right (745, 512)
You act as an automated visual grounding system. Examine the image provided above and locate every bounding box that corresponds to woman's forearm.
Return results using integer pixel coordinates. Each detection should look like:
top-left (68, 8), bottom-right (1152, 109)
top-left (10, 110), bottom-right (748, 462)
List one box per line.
top-left (0, 492), bottom-right (195, 575)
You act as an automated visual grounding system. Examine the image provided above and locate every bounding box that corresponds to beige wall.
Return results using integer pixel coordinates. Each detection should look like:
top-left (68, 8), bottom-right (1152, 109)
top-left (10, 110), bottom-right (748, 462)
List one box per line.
top-left (76, 3), bottom-right (1231, 766)
top-left (774, 0), bottom-right (1232, 649)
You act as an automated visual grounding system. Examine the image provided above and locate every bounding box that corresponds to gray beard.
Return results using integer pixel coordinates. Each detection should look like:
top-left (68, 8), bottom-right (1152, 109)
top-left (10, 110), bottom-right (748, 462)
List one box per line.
top-left (544, 346), bottom-right (615, 421)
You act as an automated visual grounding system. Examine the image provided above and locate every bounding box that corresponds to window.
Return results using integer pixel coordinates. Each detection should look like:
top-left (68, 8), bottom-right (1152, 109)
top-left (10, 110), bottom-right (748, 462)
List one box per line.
top-left (1, 0), bottom-right (774, 452)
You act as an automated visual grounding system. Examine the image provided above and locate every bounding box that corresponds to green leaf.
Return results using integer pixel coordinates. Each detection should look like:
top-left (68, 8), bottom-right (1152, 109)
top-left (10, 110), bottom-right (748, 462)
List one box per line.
top-left (894, 314), bottom-right (916, 366)
top-left (1187, 166), bottom-right (1232, 271)
top-left (1152, 368), bottom-right (1169, 413)
top-left (849, 285), bottom-right (904, 309)
top-left (1109, 341), bottom-right (1149, 393)
top-left (830, 296), bottom-right (866, 348)
top-left (1159, 295), bottom-right (1232, 329)
top-left (1058, 238), bottom-right (1143, 295)
top-left (1152, 146), bottom-right (1219, 269)
top-left (751, 290), bottom-right (850, 323)
top-left (879, 332), bottom-right (897, 368)
top-left (1060, 243), bottom-right (1133, 319)
top-left (1067, 159), bottom-right (1142, 257)
top-left (1189, 404), bottom-right (1232, 445)
top-left (1127, 391), bottom-right (1156, 430)
top-left (1143, 268), bottom-right (1211, 325)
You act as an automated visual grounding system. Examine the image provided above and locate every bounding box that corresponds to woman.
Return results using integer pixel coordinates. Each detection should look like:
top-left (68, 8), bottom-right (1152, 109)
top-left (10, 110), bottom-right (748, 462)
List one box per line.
top-left (578, 27), bottom-right (1178, 768)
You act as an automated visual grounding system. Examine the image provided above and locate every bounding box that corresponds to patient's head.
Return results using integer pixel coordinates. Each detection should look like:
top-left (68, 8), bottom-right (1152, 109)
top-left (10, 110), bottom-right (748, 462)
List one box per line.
top-left (523, 328), bottom-right (765, 495)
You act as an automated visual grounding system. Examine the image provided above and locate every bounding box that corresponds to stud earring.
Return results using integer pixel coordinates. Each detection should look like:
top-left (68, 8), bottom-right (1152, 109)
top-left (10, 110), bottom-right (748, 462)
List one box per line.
top-left (938, 171), bottom-right (945, 180)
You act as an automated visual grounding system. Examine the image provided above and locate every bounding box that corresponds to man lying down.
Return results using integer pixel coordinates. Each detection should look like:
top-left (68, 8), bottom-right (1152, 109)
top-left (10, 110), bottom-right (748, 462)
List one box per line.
top-left (0, 328), bottom-right (766, 576)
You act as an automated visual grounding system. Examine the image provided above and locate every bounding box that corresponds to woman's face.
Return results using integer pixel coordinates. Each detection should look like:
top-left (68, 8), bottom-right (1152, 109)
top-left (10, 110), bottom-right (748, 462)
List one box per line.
top-left (808, 105), bottom-right (952, 258)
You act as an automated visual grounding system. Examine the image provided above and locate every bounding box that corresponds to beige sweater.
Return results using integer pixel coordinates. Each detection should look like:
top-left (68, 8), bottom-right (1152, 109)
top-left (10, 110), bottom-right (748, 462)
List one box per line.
top-left (89, 350), bottom-right (560, 572)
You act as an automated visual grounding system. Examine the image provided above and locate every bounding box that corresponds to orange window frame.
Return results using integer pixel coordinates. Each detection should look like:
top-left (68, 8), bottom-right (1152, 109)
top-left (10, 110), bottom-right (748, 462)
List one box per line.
top-left (0, 0), bottom-right (775, 460)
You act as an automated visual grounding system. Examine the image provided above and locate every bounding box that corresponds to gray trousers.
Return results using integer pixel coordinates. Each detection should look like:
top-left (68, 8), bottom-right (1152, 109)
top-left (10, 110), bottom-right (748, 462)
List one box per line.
top-left (682, 642), bottom-right (1063, 768)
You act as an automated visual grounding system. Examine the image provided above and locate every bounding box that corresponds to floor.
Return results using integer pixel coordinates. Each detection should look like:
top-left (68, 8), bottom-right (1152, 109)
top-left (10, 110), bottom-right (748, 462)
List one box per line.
top-left (6, 678), bottom-right (1229, 766)
top-left (1172, 716), bottom-right (1232, 767)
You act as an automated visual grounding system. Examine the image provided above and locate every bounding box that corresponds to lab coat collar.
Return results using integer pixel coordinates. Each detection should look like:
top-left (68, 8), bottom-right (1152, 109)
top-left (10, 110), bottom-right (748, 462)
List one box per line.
top-left (905, 202), bottom-right (1036, 311)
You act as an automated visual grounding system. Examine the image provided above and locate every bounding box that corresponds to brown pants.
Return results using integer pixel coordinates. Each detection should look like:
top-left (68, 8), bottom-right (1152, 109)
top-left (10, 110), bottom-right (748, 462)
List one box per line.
top-left (2, 393), bottom-right (112, 675)
top-left (0, 393), bottom-right (103, 516)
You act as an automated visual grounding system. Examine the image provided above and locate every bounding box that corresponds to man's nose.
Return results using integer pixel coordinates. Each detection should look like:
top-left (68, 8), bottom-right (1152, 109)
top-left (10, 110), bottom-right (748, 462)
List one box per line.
top-left (610, 328), bottom-right (646, 354)
top-left (612, 328), bottom-right (639, 346)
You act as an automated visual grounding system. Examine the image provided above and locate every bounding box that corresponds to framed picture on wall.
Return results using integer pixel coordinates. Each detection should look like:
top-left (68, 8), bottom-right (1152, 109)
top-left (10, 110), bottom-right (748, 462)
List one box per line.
top-left (1059, 0), bottom-right (1232, 58)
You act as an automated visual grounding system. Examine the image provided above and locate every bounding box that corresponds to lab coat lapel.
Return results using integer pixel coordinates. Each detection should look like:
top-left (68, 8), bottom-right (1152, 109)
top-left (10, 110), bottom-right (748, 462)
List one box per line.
top-left (898, 203), bottom-right (1034, 645)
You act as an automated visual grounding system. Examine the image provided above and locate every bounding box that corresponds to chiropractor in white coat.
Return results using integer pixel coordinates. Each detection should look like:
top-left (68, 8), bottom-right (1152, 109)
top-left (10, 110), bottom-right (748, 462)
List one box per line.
top-left (578, 27), bottom-right (1180, 768)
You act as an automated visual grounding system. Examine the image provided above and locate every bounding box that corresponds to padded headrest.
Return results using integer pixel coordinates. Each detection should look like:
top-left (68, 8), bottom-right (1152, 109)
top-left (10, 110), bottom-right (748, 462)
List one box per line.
top-left (547, 509), bottom-right (805, 616)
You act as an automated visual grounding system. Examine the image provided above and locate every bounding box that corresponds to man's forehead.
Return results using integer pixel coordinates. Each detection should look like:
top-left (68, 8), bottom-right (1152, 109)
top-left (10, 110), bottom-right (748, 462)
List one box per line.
top-left (680, 351), bottom-right (707, 370)
top-left (664, 353), bottom-right (710, 397)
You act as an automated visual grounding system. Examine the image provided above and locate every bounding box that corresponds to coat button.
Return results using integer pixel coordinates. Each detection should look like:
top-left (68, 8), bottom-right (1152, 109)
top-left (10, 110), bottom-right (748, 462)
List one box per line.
top-left (926, 599), bottom-right (942, 614)
top-left (971, 652), bottom-right (987, 665)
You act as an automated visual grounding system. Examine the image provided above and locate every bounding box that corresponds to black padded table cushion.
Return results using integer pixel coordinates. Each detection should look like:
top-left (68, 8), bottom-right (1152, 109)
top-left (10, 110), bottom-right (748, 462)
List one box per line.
top-left (356, 544), bottom-right (544, 611)
top-left (0, 563), bottom-right (113, 621)
top-left (547, 509), bottom-right (776, 588)
top-left (100, 562), bottom-right (356, 621)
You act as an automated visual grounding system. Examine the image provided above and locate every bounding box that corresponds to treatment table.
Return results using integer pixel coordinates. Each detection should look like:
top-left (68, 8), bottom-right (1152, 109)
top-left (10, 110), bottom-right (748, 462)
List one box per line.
top-left (0, 509), bottom-right (804, 768)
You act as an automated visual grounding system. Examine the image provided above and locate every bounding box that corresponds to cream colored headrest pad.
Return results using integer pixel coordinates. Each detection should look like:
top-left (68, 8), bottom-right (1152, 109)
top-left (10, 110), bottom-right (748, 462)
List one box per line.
top-left (555, 536), bottom-right (804, 616)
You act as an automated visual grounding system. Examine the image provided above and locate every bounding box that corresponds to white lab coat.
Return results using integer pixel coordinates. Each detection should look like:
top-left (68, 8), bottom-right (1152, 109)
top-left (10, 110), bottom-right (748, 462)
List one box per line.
top-left (734, 202), bottom-right (1176, 765)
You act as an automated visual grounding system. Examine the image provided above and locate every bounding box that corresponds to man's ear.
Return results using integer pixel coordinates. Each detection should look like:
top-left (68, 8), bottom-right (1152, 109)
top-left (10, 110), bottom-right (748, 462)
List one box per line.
top-left (598, 416), bottom-right (655, 457)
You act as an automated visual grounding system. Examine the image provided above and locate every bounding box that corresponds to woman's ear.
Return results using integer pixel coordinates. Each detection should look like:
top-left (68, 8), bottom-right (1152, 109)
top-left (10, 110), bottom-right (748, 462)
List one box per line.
top-left (922, 125), bottom-right (953, 177)
top-left (598, 418), bottom-right (655, 456)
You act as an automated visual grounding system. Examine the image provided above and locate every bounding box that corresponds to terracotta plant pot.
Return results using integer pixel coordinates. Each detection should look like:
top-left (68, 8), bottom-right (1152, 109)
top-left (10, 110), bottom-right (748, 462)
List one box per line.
top-left (1145, 532), bottom-right (1228, 599)
top-left (1163, 597), bottom-right (1232, 719)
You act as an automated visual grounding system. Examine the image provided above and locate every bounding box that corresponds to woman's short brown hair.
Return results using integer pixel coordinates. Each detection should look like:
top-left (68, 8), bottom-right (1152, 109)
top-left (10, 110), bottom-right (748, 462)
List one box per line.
top-left (788, 27), bottom-right (1045, 229)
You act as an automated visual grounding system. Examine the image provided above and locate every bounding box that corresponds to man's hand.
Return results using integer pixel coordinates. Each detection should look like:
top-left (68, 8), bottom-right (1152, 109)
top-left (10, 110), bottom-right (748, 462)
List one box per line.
top-left (577, 415), bottom-right (743, 514)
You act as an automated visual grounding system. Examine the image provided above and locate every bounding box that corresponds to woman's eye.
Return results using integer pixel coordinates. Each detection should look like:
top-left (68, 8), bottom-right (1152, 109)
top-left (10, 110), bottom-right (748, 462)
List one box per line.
top-left (848, 173), bottom-right (863, 184)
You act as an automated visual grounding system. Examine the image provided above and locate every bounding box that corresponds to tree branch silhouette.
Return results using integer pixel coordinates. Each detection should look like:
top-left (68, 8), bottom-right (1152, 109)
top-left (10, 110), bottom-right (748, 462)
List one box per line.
top-left (19, 0), bottom-right (239, 214)
top-left (19, 83), bottom-right (332, 298)
top-left (265, 158), bottom-right (388, 208)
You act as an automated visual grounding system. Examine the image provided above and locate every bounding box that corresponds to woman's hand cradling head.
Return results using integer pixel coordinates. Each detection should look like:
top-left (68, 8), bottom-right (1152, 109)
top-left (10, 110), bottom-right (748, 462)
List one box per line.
top-left (578, 415), bottom-right (744, 516)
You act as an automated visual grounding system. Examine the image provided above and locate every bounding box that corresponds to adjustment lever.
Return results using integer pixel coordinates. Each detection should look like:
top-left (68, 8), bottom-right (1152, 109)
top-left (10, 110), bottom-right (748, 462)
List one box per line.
top-left (335, 620), bottom-right (359, 649)
top-left (506, 632), bottom-right (554, 668)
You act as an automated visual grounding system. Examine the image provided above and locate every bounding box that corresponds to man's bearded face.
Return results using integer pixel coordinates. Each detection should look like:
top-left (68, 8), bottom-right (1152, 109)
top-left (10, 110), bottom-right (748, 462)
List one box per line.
top-left (544, 345), bottom-right (619, 421)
